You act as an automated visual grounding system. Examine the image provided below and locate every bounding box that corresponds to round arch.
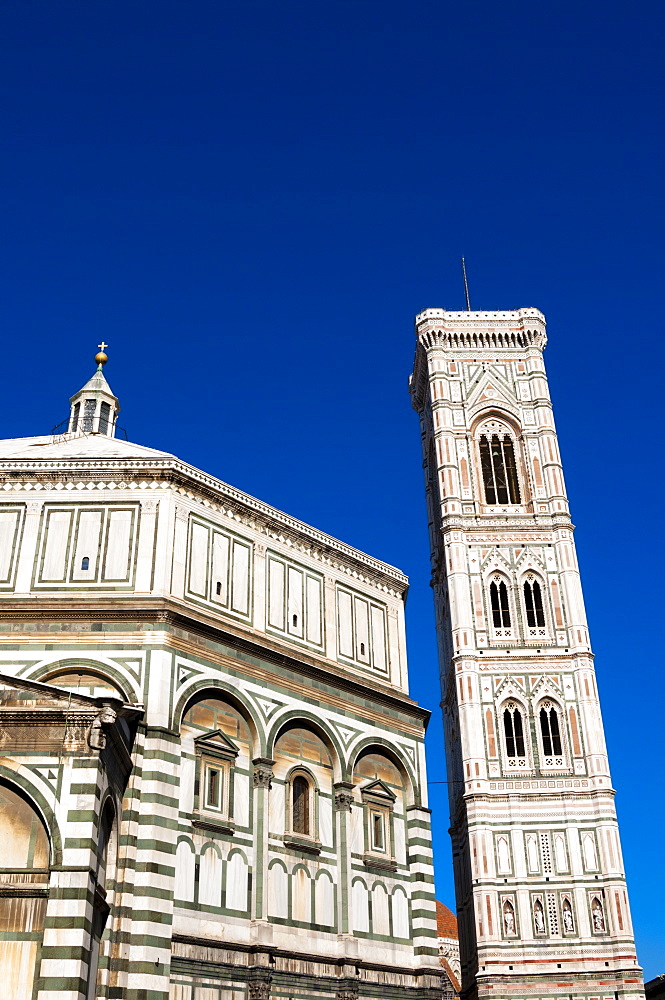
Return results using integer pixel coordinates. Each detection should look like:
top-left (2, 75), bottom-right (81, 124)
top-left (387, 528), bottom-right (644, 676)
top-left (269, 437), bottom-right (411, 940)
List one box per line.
top-left (349, 737), bottom-right (419, 806)
top-left (283, 762), bottom-right (322, 791)
top-left (173, 679), bottom-right (261, 754)
top-left (266, 710), bottom-right (344, 783)
top-left (227, 846), bottom-right (249, 865)
top-left (199, 840), bottom-right (223, 859)
top-left (28, 657), bottom-right (135, 703)
top-left (0, 766), bottom-right (63, 866)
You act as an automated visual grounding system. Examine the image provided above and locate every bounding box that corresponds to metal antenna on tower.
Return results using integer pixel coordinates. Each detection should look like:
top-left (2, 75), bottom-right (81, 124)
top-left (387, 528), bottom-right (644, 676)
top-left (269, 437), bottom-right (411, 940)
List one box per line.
top-left (461, 257), bottom-right (471, 311)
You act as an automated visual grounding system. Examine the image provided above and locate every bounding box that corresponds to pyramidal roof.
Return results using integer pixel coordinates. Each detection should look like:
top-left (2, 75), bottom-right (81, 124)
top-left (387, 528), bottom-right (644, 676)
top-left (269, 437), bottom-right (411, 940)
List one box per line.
top-left (72, 365), bottom-right (116, 400)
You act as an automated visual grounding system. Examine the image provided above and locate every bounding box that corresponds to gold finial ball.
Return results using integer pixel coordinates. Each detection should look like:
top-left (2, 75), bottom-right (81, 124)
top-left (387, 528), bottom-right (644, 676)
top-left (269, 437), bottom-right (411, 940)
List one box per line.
top-left (95, 342), bottom-right (108, 366)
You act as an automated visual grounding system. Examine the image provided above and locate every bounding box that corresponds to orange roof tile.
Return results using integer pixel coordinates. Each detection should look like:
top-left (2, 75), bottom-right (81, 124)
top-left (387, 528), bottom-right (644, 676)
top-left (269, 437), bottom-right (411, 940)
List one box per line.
top-left (436, 900), bottom-right (459, 939)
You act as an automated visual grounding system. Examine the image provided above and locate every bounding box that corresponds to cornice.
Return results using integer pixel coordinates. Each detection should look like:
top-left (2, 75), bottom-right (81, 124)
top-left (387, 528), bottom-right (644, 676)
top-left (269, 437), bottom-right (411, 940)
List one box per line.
top-left (409, 308), bottom-right (547, 409)
top-left (0, 461), bottom-right (407, 596)
top-left (0, 597), bottom-right (430, 725)
top-left (171, 932), bottom-right (446, 980)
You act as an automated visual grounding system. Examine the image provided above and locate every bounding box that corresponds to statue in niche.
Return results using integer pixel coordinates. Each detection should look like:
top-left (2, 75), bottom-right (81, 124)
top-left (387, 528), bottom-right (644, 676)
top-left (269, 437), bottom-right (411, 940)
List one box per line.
top-left (533, 900), bottom-right (546, 934)
top-left (562, 900), bottom-right (574, 932)
top-left (592, 900), bottom-right (605, 932)
top-left (503, 902), bottom-right (516, 935)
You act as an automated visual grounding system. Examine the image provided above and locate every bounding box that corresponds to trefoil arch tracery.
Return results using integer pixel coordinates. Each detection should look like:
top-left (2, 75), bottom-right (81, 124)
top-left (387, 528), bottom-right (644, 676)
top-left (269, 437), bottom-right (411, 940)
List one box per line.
top-left (472, 415), bottom-right (527, 509)
top-left (498, 697), bottom-right (534, 776)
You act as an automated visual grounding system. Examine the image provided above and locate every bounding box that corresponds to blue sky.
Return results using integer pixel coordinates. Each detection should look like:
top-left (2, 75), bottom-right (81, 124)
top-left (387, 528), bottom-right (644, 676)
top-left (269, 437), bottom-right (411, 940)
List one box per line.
top-left (0, 0), bottom-right (663, 977)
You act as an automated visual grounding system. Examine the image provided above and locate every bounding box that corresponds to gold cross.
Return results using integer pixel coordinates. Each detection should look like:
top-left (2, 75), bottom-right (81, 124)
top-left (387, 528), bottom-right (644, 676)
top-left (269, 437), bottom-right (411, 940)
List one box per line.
top-left (98, 342), bottom-right (108, 352)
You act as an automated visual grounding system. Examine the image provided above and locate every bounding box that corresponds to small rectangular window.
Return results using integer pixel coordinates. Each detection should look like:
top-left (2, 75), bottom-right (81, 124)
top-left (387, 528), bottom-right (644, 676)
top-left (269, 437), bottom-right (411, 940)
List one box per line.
top-left (371, 811), bottom-right (385, 852)
top-left (205, 765), bottom-right (222, 811)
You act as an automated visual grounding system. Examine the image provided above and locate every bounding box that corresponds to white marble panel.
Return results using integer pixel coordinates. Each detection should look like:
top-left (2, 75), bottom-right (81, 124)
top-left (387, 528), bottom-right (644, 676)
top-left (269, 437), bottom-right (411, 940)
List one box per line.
top-left (268, 861), bottom-right (288, 919)
top-left (354, 597), bottom-right (370, 664)
top-left (1, 939), bottom-right (40, 1000)
top-left (175, 841), bottom-right (195, 903)
top-left (199, 848), bottom-right (222, 907)
top-left (268, 558), bottom-right (285, 629)
top-left (337, 590), bottom-right (353, 658)
top-left (189, 522), bottom-right (209, 598)
top-left (305, 575), bottom-right (322, 645)
top-left (269, 781), bottom-right (285, 834)
top-left (370, 605), bottom-right (386, 672)
top-left (352, 879), bottom-right (368, 933)
top-left (287, 566), bottom-right (303, 637)
top-left (231, 540), bottom-right (250, 615)
top-left (318, 796), bottom-right (332, 848)
top-left (72, 509), bottom-right (102, 580)
top-left (350, 804), bottom-right (363, 854)
top-left (315, 872), bottom-right (334, 926)
top-left (226, 852), bottom-right (248, 911)
top-left (179, 757), bottom-right (195, 814)
top-left (497, 835), bottom-right (511, 875)
top-left (233, 773), bottom-right (250, 829)
top-left (0, 510), bottom-right (18, 582)
top-left (554, 834), bottom-right (568, 873)
top-left (103, 509), bottom-right (133, 580)
top-left (292, 867), bottom-right (311, 923)
top-left (170, 985), bottom-right (192, 1000)
top-left (211, 531), bottom-right (229, 605)
top-left (41, 510), bottom-right (72, 581)
top-left (392, 887), bottom-right (409, 938)
top-left (393, 815), bottom-right (406, 866)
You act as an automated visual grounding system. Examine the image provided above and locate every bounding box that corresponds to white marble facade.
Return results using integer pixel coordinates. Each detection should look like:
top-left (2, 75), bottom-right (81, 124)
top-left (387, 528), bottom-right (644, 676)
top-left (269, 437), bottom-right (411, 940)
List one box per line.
top-left (0, 358), bottom-right (448, 1000)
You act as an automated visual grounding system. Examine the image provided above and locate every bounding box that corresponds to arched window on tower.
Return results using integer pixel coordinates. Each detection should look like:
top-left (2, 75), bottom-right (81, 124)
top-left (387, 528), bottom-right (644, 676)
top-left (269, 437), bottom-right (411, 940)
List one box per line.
top-left (479, 433), bottom-right (521, 504)
top-left (503, 704), bottom-right (525, 759)
top-left (539, 702), bottom-right (562, 758)
top-left (523, 578), bottom-right (545, 627)
top-left (490, 580), bottom-right (511, 628)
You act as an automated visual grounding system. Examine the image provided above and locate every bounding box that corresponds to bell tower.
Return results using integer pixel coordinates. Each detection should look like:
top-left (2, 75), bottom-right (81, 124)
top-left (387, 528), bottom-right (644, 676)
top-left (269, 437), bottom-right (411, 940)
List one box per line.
top-left (410, 308), bottom-right (643, 1000)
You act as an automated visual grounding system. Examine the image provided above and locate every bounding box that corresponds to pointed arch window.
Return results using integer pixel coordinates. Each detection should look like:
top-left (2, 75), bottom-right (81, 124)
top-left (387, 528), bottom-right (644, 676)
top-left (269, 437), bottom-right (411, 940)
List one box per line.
top-left (539, 702), bottom-right (562, 757)
top-left (479, 434), bottom-right (521, 504)
top-left (503, 704), bottom-right (525, 759)
top-left (524, 579), bottom-right (545, 627)
top-left (490, 580), bottom-right (511, 628)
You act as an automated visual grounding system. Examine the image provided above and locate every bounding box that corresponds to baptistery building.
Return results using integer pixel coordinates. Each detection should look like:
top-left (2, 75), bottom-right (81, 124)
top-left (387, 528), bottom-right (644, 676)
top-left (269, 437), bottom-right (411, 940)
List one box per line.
top-left (0, 350), bottom-right (452, 1000)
